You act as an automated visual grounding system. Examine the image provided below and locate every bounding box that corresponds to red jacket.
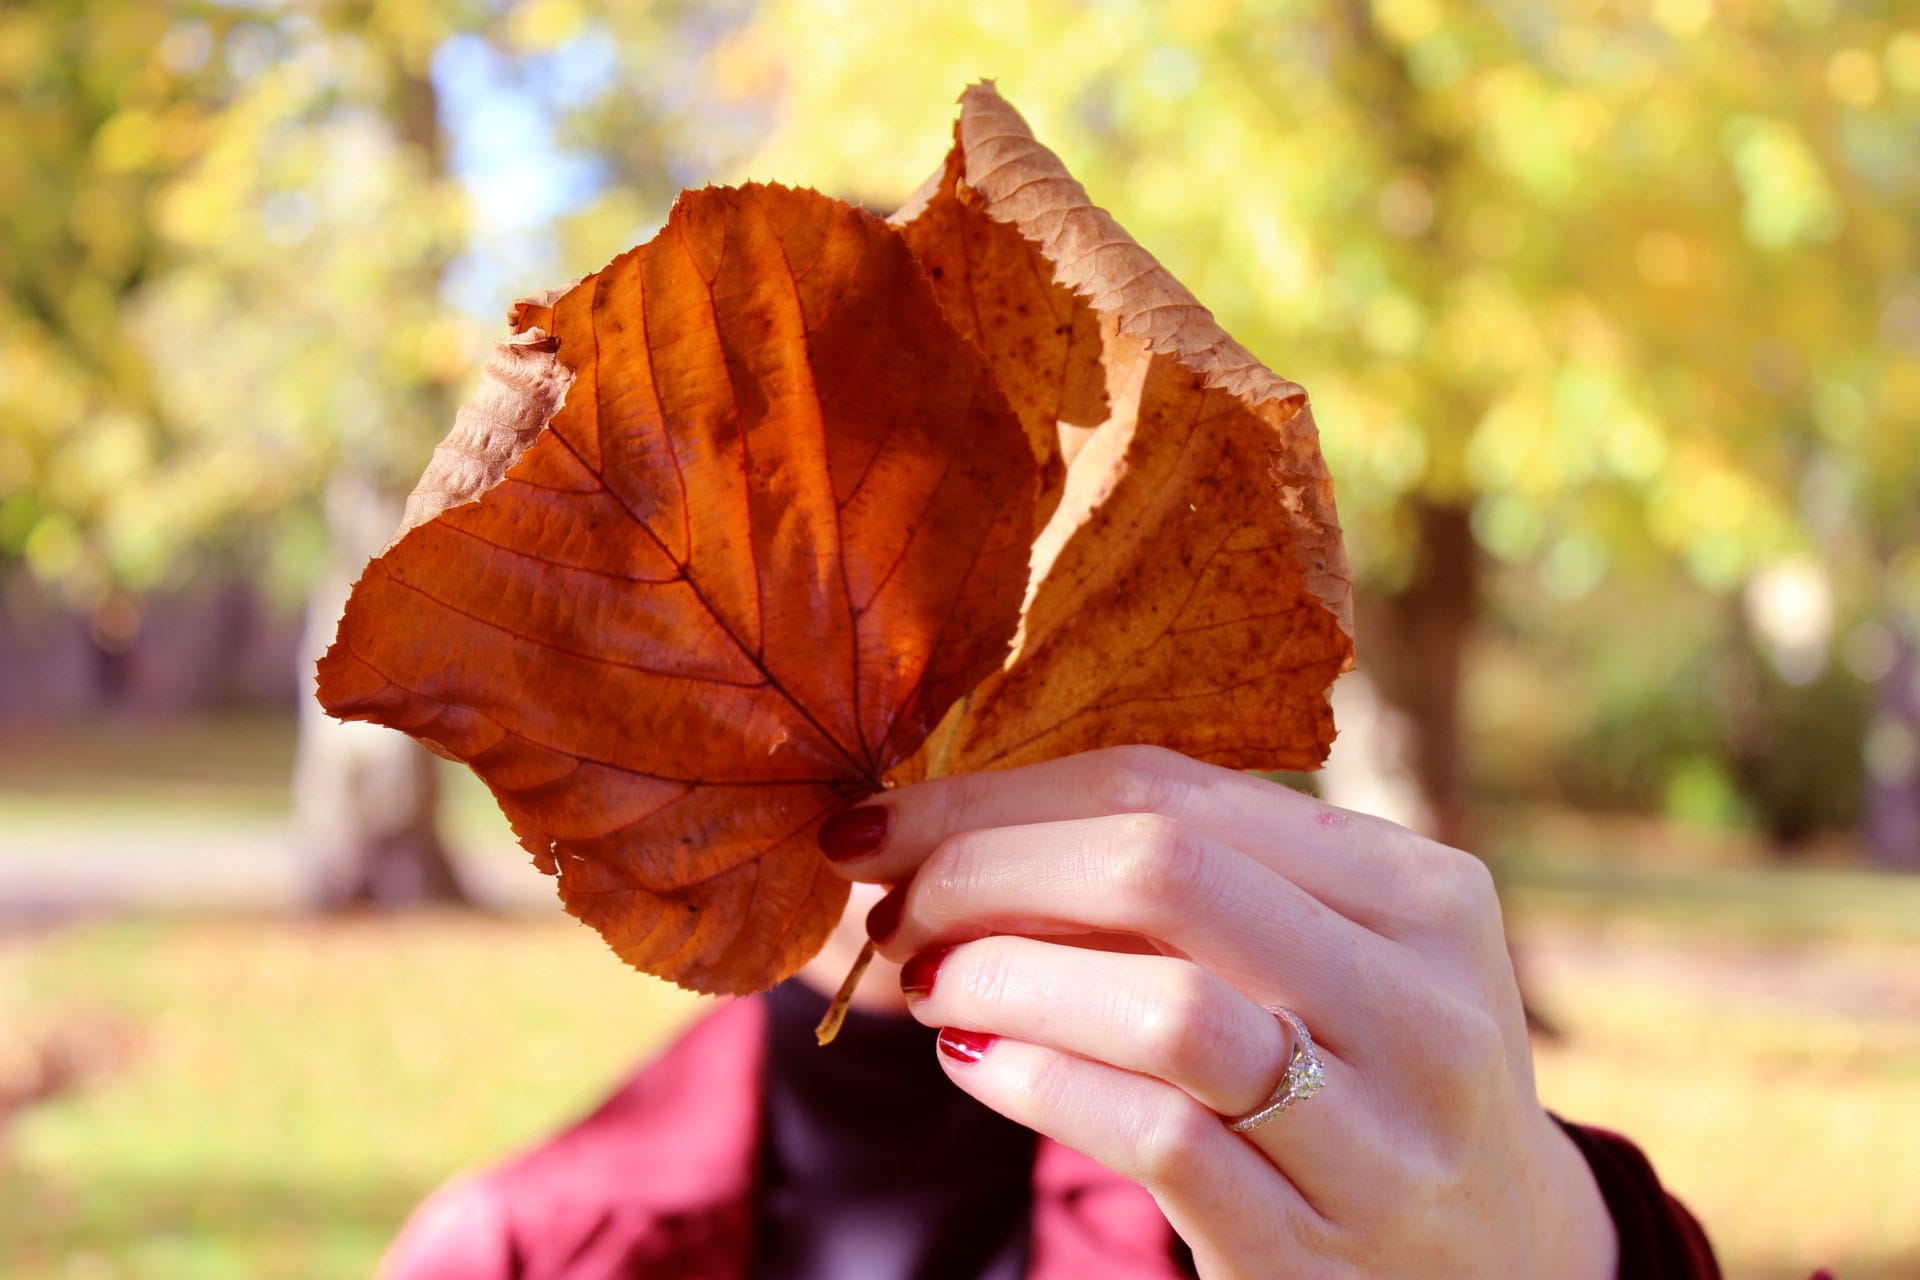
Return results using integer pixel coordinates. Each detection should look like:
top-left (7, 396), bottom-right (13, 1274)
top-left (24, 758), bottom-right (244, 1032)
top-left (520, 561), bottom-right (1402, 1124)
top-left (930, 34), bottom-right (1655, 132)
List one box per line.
top-left (378, 996), bottom-right (1798, 1280)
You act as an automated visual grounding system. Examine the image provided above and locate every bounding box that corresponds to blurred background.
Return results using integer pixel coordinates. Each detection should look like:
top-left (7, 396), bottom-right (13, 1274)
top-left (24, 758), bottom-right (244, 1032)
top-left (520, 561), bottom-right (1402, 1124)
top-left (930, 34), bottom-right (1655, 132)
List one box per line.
top-left (2, 1), bottom-right (1917, 1276)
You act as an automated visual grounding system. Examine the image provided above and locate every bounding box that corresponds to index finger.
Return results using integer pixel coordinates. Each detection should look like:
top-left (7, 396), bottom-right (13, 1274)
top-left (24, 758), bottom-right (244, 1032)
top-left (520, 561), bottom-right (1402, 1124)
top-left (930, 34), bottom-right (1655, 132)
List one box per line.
top-left (815, 745), bottom-right (1437, 930)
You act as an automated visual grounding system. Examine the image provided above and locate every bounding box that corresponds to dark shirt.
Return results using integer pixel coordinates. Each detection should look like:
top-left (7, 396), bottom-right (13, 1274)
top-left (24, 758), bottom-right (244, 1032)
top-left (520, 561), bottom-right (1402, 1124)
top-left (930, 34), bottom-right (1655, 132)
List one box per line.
top-left (752, 979), bottom-right (1036, 1280)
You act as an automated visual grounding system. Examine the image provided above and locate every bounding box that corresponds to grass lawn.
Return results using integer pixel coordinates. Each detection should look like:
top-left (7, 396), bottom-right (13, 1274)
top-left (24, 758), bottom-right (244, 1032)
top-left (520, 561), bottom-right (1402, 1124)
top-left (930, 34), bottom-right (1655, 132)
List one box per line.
top-left (2, 898), bottom-right (1916, 1279)
top-left (1, 915), bottom-right (707, 1279)
top-left (1522, 923), bottom-right (1920, 1278)
top-left (3, 719), bottom-right (1915, 1277)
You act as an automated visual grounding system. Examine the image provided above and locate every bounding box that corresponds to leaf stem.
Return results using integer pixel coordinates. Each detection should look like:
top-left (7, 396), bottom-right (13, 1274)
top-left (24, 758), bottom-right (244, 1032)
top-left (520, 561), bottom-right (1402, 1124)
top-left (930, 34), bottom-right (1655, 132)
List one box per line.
top-left (813, 938), bottom-right (877, 1045)
top-left (817, 693), bottom-right (974, 1045)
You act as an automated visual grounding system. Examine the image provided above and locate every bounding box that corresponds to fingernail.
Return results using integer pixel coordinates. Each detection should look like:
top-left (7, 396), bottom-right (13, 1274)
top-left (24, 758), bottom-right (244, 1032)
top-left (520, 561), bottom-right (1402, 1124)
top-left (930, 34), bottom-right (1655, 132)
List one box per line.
top-left (937, 1028), bottom-right (997, 1065)
top-left (900, 947), bottom-right (951, 1001)
top-left (865, 884), bottom-right (905, 944)
top-left (819, 806), bottom-right (890, 861)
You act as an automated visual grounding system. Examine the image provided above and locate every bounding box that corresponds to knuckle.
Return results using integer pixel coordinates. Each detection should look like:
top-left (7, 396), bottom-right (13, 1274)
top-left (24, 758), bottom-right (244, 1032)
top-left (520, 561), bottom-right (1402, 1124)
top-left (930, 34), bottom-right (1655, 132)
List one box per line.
top-left (1417, 995), bottom-right (1510, 1109)
top-left (1402, 841), bottom-right (1500, 933)
top-left (997, 1046), bottom-right (1056, 1109)
top-left (1382, 1144), bottom-right (1459, 1231)
top-left (1448, 850), bottom-right (1501, 919)
top-left (1129, 965), bottom-right (1223, 1082)
top-left (931, 770), bottom-right (988, 845)
top-left (1090, 745), bottom-right (1190, 818)
top-left (1452, 1004), bottom-right (1509, 1080)
top-left (953, 941), bottom-right (1014, 1013)
top-left (1133, 1093), bottom-right (1219, 1190)
top-left (1105, 815), bottom-right (1209, 919)
top-left (920, 832), bottom-right (989, 915)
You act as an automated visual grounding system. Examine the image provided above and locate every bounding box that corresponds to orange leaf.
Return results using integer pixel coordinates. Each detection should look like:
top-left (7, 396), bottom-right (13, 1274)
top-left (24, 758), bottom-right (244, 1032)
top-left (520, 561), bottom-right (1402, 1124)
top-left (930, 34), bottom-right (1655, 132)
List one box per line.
top-left (316, 184), bottom-right (1038, 994)
top-left (318, 86), bottom-right (1355, 999)
top-left (893, 83), bottom-right (1354, 780)
top-left (889, 144), bottom-right (1107, 526)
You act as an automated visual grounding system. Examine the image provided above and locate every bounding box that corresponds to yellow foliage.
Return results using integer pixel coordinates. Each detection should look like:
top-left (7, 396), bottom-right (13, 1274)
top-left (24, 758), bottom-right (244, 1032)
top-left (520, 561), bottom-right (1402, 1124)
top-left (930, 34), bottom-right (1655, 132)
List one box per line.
top-left (5, 0), bottom-right (1915, 608)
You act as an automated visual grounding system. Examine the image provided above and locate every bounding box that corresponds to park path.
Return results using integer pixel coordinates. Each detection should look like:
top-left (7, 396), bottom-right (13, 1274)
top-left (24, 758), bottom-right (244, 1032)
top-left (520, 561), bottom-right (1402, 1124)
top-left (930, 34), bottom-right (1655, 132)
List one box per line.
top-left (0, 815), bottom-right (548, 927)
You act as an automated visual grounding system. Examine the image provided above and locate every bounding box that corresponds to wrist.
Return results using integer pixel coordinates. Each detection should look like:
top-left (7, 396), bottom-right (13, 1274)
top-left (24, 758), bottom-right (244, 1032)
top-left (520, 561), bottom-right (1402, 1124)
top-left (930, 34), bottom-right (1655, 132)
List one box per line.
top-left (1531, 1111), bottom-right (1620, 1280)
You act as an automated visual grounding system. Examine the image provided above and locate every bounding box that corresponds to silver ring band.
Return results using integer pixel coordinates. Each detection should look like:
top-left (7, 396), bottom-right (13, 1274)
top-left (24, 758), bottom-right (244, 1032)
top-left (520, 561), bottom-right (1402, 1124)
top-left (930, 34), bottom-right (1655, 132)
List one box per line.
top-left (1227, 1006), bottom-right (1327, 1132)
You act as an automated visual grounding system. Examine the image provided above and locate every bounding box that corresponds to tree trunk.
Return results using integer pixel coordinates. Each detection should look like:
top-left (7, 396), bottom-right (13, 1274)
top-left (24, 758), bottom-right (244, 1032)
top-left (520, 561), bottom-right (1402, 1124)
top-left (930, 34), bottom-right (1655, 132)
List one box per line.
top-left (285, 45), bottom-right (468, 908)
top-left (1864, 611), bottom-right (1920, 870)
top-left (293, 473), bottom-right (466, 907)
top-left (1355, 500), bottom-right (1480, 851)
top-left (1341, 502), bottom-right (1558, 1034)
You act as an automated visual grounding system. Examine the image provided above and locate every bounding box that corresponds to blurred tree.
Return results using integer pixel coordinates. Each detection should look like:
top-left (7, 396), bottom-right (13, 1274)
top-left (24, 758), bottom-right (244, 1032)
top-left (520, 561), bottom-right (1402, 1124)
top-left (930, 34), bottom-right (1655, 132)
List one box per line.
top-left (8, 0), bottom-right (1915, 868)
top-left (1, 0), bottom-right (478, 899)
top-left (1, 3), bottom-right (190, 602)
top-left (727, 0), bottom-right (1920, 859)
top-left (2, 0), bottom-right (756, 897)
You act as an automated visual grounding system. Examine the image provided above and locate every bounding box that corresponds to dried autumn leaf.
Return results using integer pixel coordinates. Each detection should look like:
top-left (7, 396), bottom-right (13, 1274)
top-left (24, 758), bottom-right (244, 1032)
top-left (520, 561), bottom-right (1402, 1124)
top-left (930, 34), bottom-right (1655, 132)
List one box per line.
top-left (888, 146), bottom-right (1107, 526)
top-left (894, 83), bottom-right (1354, 780)
top-left (318, 86), bottom-right (1354, 1005)
top-left (316, 183), bottom-right (1037, 995)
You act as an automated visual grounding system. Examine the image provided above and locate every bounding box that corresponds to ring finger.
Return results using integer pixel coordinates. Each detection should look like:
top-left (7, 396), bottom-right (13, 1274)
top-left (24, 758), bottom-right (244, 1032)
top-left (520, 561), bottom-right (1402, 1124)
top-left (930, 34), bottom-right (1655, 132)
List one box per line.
top-left (903, 934), bottom-right (1389, 1215)
top-left (936, 1033), bottom-right (1319, 1275)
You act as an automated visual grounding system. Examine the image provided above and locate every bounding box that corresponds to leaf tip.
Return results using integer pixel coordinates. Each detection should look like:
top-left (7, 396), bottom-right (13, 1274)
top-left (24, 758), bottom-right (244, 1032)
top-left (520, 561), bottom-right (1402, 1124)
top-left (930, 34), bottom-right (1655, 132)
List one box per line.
top-left (387, 324), bottom-right (575, 548)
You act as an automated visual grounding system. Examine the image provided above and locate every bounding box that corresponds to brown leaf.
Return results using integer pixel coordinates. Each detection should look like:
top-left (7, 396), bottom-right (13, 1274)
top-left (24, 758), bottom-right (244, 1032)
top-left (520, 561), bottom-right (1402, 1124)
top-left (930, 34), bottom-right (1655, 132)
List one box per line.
top-left (888, 145), bottom-right (1107, 525)
top-left (390, 327), bottom-right (574, 550)
top-left (895, 83), bottom-right (1354, 779)
top-left (317, 86), bottom-right (1355, 1001)
top-left (316, 184), bottom-right (1037, 994)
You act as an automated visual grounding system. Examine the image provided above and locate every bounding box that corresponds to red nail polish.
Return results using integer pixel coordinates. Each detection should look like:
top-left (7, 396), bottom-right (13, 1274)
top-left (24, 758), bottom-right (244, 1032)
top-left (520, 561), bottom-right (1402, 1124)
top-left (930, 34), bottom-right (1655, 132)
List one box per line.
top-left (818, 806), bottom-right (889, 861)
top-left (900, 947), bottom-right (951, 1001)
top-left (865, 885), bottom-right (905, 944)
top-left (937, 1028), bottom-right (996, 1065)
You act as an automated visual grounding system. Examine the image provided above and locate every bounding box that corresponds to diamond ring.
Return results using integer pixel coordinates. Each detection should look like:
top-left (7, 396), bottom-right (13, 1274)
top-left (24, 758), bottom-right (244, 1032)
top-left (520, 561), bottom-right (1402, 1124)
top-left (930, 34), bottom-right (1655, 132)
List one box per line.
top-left (1226, 1007), bottom-right (1327, 1132)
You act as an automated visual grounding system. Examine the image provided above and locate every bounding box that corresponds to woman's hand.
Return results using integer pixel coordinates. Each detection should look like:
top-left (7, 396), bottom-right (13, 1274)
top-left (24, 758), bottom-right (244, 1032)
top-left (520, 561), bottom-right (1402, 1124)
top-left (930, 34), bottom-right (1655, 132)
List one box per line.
top-left (814, 746), bottom-right (1617, 1280)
